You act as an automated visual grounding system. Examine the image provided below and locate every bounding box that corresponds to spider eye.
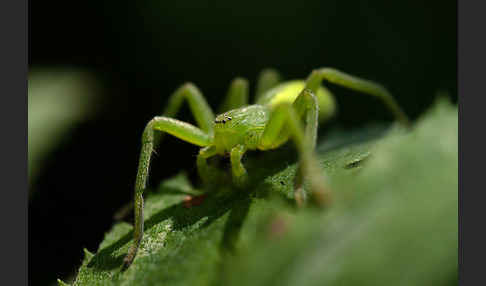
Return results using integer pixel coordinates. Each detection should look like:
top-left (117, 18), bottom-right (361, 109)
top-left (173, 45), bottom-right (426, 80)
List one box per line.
top-left (215, 115), bottom-right (232, 124)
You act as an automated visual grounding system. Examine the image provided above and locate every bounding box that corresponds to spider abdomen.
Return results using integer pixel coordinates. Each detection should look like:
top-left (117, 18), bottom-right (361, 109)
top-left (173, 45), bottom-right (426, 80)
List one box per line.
top-left (257, 80), bottom-right (337, 123)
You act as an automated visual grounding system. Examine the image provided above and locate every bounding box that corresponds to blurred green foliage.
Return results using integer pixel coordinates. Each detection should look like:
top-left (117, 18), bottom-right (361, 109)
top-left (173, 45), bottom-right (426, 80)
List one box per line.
top-left (68, 98), bottom-right (456, 286)
top-left (28, 70), bottom-right (98, 191)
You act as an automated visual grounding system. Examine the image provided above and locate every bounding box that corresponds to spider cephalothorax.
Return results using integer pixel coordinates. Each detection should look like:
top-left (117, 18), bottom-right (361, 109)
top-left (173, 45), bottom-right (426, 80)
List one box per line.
top-left (122, 68), bottom-right (410, 269)
top-left (213, 105), bottom-right (268, 153)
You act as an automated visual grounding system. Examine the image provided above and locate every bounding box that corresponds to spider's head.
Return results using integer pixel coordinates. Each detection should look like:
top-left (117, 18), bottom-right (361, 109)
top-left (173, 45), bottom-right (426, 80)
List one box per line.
top-left (213, 105), bottom-right (269, 152)
top-left (214, 113), bottom-right (233, 126)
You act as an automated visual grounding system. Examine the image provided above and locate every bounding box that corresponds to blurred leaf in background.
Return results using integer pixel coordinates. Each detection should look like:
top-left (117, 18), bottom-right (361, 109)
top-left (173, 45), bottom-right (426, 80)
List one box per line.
top-left (70, 98), bottom-right (457, 286)
top-left (28, 69), bottom-right (99, 196)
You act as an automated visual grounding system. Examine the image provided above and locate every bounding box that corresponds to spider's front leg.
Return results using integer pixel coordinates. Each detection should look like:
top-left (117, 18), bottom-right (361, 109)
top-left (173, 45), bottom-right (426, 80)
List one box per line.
top-left (230, 144), bottom-right (248, 187)
top-left (123, 117), bottom-right (212, 269)
top-left (258, 89), bottom-right (331, 207)
top-left (122, 82), bottom-right (218, 269)
top-left (218, 77), bottom-right (250, 113)
top-left (196, 144), bottom-right (249, 188)
top-left (196, 145), bottom-right (224, 185)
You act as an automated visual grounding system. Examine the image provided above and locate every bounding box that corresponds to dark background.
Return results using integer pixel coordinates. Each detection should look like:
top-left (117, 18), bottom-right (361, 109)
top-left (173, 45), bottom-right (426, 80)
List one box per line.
top-left (29, 0), bottom-right (456, 285)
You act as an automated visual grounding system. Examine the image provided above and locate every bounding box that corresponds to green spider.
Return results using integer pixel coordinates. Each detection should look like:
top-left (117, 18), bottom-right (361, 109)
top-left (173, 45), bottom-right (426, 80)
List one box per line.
top-left (122, 68), bottom-right (410, 269)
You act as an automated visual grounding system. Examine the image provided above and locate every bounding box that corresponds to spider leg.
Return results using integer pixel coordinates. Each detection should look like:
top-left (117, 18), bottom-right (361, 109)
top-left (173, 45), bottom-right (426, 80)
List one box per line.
top-left (305, 68), bottom-right (410, 127)
top-left (162, 83), bottom-right (215, 136)
top-left (230, 144), bottom-right (248, 187)
top-left (258, 89), bottom-right (330, 207)
top-left (123, 117), bottom-right (211, 269)
top-left (197, 144), bottom-right (249, 187)
top-left (290, 88), bottom-right (322, 205)
top-left (196, 145), bottom-right (224, 185)
top-left (218, 77), bottom-right (249, 113)
top-left (255, 68), bottom-right (282, 102)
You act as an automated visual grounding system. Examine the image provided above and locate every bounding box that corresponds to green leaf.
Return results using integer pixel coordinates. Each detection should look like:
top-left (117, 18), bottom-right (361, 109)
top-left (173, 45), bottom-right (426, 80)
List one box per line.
top-left (72, 98), bottom-right (457, 286)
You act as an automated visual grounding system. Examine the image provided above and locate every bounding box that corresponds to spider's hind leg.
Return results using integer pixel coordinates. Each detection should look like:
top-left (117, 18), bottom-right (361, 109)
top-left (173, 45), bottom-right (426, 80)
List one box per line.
top-left (255, 68), bottom-right (282, 102)
top-left (305, 68), bottom-right (410, 127)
